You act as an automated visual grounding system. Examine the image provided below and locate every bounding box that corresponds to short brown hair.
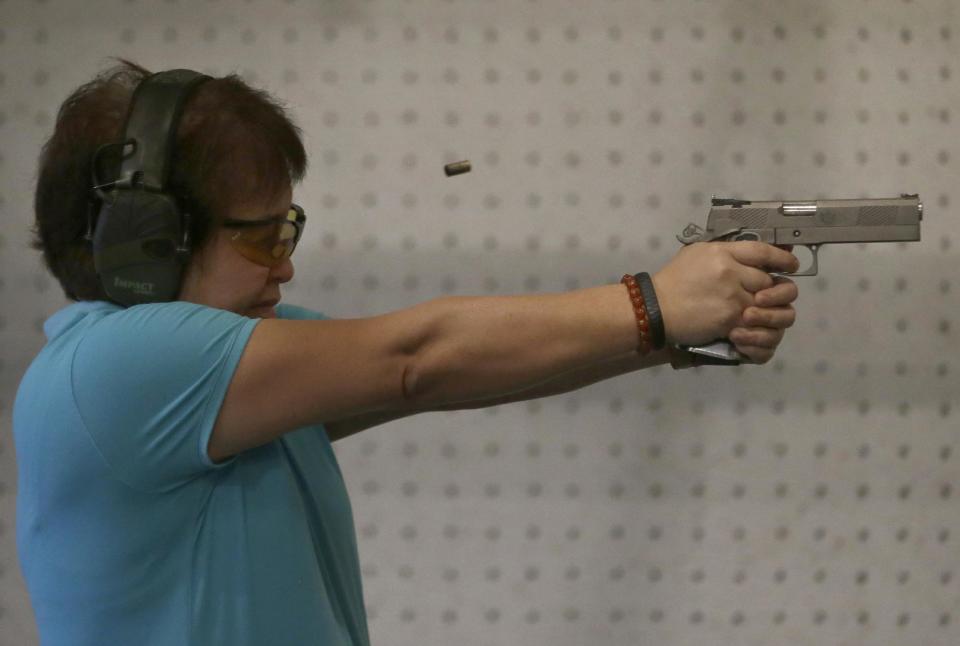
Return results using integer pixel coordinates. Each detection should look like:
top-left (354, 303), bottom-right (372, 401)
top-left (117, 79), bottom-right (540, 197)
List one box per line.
top-left (32, 59), bottom-right (308, 301)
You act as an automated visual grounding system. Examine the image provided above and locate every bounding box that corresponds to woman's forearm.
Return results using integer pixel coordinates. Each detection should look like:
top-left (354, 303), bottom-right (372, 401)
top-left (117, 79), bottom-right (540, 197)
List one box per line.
top-left (428, 347), bottom-right (672, 411)
top-left (403, 284), bottom-right (644, 409)
top-left (325, 348), bottom-right (671, 442)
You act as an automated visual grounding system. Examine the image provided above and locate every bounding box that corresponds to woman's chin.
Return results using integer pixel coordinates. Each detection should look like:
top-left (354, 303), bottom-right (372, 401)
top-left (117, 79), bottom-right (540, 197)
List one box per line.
top-left (248, 306), bottom-right (277, 319)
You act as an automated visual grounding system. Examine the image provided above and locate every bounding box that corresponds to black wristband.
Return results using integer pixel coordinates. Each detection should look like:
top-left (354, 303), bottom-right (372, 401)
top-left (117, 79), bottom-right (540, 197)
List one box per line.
top-left (635, 272), bottom-right (665, 351)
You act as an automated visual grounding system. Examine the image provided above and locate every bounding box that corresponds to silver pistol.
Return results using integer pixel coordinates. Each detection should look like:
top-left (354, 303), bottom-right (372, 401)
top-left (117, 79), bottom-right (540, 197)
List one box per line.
top-left (675, 194), bottom-right (923, 365)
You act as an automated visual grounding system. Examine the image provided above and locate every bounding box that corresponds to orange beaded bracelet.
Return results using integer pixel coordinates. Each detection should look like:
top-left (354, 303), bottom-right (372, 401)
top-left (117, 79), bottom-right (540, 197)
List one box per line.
top-left (620, 274), bottom-right (653, 356)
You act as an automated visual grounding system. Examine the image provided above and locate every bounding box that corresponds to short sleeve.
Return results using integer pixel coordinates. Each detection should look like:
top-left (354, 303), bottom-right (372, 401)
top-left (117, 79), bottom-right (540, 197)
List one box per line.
top-left (71, 302), bottom-right (259, 492)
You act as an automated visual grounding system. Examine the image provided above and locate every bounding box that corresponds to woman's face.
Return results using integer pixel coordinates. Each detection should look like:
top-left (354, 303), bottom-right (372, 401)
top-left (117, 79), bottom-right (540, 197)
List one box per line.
top-left (178, 185), bottom-right (295, 319)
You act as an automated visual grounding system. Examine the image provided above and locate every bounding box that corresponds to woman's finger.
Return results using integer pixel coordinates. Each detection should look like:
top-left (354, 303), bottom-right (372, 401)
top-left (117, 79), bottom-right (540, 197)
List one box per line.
top-left (729, 326), bottom-right (785, 349)
top-left (734, 344), bottom-right (776, 365)
top-left (741, 305), bottom-right (796, 329)
top-left (754, 279), bottom-right (798, 307)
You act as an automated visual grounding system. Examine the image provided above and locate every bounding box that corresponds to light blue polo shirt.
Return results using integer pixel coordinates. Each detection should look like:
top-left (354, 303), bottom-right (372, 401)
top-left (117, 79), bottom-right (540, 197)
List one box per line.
top-left (14, 300), bottom-right (369, 646)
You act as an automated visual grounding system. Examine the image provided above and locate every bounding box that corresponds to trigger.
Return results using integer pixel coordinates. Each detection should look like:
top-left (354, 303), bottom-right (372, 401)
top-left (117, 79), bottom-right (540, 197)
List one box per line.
top-left (770, 244), bottom-right (819, 277)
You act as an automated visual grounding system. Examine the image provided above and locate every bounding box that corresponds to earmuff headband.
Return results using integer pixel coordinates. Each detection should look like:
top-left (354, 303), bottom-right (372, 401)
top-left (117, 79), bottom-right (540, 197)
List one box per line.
top-left (118, 69), bottom-right (211, 192)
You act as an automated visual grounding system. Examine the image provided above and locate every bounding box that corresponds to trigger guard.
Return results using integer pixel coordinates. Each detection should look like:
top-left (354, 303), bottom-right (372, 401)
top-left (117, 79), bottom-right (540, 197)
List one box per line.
top-left (770, 243), bottom-right (819, 278)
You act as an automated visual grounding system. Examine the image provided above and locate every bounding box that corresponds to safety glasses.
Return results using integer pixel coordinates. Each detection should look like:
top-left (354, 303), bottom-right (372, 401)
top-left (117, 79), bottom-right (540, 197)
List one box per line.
top-left (222, 204), bottom-right (305, 268)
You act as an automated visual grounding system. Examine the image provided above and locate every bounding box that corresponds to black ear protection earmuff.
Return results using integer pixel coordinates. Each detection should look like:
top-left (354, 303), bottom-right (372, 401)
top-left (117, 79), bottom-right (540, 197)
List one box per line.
top-left (88, 69), bottom-right (211, 307)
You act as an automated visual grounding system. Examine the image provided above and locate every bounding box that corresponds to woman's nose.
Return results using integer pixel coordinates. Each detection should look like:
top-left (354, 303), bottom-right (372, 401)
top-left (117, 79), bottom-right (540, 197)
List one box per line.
top-left (272, 257), bottom-right (295, 283)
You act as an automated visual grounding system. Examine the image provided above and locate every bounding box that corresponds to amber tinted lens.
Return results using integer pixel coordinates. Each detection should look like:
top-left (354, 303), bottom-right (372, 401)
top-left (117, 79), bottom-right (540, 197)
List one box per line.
top-left (227, 208), bottom-right (302, 267)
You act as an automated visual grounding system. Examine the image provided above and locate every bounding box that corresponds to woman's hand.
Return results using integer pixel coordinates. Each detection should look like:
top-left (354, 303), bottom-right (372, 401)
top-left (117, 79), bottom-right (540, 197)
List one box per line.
top-left (728, 276), bottom-right (798, 364)
top-left (652, 241), bottom-right (800, 347)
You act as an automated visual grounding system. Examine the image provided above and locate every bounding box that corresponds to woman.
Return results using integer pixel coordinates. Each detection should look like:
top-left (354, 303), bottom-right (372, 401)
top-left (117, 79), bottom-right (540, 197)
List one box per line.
top-left (14, 61), bottom-right (798, 645)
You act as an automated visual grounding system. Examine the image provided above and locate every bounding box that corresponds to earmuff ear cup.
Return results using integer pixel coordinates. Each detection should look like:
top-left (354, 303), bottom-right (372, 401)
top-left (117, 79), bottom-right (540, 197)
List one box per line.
top-left (92, 190), bottom-right (187, 306)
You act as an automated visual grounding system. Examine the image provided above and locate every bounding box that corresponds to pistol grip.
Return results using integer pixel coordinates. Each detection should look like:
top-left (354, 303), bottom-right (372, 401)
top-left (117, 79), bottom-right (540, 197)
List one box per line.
top-left (676, 339), bottom-right (745, 366)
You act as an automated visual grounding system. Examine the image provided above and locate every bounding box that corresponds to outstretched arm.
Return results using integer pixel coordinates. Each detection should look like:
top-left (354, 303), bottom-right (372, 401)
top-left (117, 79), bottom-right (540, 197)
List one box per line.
top-left (324, 347), bottom-right (672, 442)
top-left (323, 272), bottom-right (799, 442)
